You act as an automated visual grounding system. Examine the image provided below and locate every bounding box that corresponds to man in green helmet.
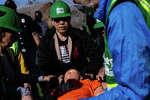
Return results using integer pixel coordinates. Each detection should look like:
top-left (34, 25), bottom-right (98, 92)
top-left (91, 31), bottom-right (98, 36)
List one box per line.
top-left (36, 0), bottom-right (102, 99)
top-left (0, 5), bottom-right (32, 100)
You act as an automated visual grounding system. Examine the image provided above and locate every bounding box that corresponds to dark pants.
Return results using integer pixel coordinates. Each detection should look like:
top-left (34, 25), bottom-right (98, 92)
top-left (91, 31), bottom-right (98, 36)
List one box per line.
top-left (0, 81), bottom-right (20, 100)
top-left (39, 78), bottom-right (59, 100)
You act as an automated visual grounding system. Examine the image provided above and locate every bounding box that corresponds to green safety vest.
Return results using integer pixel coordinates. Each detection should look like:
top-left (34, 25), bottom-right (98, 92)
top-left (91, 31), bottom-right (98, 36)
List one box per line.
top-left (10, 41), bottom-right (19, 57)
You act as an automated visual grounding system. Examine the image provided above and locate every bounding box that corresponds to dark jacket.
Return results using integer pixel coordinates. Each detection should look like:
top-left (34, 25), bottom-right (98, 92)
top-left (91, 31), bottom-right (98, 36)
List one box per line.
top-left (0, 48), bottom-right (22, 83)
top-left (0, 48), bottom-right (22, 99)
top-left (37, 27), bottom-right (101, 76)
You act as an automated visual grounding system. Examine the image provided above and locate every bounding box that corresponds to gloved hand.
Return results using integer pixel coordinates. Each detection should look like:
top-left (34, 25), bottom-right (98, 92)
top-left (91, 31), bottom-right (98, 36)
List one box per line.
top-left (17, 86), bottom-right (31, 96)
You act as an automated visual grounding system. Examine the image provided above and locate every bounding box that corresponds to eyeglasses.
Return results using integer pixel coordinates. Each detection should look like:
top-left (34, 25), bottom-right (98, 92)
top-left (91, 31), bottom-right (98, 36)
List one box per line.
top-left (52, 17), bottom-right (71, 22)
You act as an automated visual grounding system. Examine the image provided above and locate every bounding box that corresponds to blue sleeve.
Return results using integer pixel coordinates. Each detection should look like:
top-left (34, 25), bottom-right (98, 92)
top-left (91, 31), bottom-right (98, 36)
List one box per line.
top-left (94, 0), bottom-right (108, 22)
top-left (82, 2), bottom-right (150, 100)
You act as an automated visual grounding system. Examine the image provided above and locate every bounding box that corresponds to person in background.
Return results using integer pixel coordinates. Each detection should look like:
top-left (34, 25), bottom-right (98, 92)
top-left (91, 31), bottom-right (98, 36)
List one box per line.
top-left (4, 0), bottom-right (17, 10)
top-left (73, 0), bottom-right (105, 71)
top-left (16, 13), bottom-right (41, 100)
top-left (92, 19), bottom-right (105, 72)
top-left (36, 0), bottom-right (101, 99)
top-left (83, 0), bottom-right (150, 100)
top-left (33, 10), bottom-right (48, 37)
top-left (4, 0), bottom-right (40, 70)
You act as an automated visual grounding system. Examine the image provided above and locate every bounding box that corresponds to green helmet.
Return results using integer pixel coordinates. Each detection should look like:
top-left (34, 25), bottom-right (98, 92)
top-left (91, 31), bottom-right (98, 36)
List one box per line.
top-left (0, 5), bottom-right (20, 33)
top-left (50, 0), bottom-right (71, 19)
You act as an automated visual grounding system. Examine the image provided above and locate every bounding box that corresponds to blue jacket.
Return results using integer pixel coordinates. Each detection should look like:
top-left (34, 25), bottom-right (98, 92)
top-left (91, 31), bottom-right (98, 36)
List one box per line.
top-left (83, 0), bottom-right (150, 100)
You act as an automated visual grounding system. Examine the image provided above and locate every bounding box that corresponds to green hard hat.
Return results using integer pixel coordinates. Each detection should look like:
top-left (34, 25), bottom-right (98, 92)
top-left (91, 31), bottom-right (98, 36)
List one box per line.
top-left (93, 19), bottom-right (104, 29)
top-left (0, 5), bottom-right (20, 33)
top-left (50, 0), bottom-right (71, 19)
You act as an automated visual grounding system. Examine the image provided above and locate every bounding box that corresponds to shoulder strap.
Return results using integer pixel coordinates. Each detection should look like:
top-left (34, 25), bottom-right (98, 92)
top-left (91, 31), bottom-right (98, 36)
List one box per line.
top-left (107, 0), bottom-right (150, 29)
top-left (134, 0), bottom-right (150, 29)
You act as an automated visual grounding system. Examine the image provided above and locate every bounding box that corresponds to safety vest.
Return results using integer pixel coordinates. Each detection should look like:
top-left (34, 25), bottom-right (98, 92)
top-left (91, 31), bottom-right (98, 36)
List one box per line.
top-left (10, 41), bottom-right (29, 74)
top-left (103, 0), bottom-right (150, 88)
top-left (103, 31), bottom-right (117, 88)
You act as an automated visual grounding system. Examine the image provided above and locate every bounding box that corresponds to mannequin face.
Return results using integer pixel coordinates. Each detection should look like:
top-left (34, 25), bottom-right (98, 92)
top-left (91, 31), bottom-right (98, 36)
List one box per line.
top-left (64, 69), bottom-right (80, 83)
